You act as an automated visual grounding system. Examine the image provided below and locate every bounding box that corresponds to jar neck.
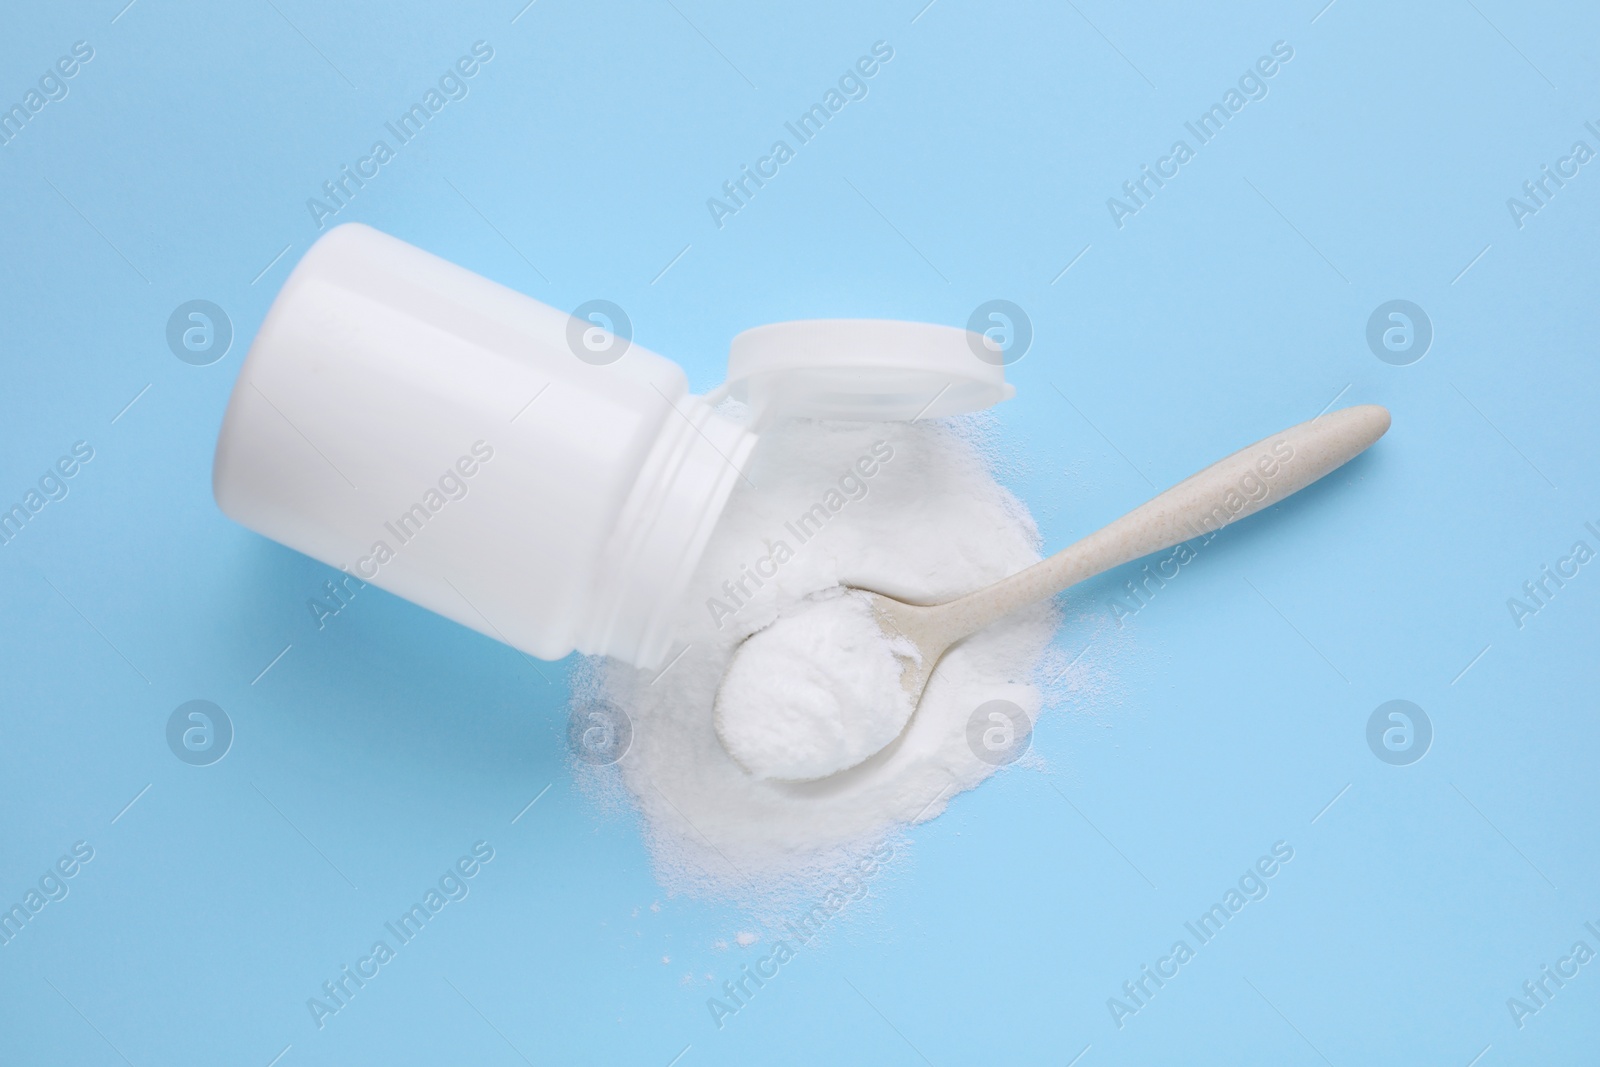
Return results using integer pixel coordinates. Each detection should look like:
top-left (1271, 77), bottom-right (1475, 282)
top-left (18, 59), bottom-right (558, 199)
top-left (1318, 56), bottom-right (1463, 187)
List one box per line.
top-left (579, 394), bottom-right (756, 668)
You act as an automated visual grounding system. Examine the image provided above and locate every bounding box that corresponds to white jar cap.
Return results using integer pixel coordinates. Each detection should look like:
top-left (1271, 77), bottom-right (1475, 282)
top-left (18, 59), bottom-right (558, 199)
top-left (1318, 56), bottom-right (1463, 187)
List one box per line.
top-left (725, 319), bottom-right (1016, 423)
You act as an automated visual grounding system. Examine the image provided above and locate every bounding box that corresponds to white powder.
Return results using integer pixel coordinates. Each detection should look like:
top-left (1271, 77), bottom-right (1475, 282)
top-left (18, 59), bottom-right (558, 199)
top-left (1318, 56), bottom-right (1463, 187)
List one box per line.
top-left (715, 587), bottom-right (919, 782)
top-left (571, 414), bottom-right (1063, 904)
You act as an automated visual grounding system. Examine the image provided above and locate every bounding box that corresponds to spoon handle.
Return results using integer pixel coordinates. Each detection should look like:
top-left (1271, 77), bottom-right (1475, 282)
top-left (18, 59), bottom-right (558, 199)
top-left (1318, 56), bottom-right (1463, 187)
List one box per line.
top-left (925, 405), bottom-right (1391, 642)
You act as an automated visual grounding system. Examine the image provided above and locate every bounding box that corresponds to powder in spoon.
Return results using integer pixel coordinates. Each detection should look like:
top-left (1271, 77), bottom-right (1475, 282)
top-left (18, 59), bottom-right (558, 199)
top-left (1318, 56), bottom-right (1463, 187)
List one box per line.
top-left (715, 588), bottom-right (920, 782)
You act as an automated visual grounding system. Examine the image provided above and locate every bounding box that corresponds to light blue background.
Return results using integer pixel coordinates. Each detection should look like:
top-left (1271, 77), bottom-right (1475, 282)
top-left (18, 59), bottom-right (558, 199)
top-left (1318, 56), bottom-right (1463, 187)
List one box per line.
top-left (2, 0), bottom-right (1597, 1063)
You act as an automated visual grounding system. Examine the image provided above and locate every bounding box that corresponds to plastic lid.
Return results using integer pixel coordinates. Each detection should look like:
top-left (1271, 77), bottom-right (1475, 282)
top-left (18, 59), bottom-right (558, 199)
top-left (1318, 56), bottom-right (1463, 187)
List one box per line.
top-left (725, 319), bottom-right (1015, 422)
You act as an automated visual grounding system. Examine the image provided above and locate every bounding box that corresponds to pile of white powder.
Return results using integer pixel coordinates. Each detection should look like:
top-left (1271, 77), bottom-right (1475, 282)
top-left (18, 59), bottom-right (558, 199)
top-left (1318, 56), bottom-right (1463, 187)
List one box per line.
top-left (570, 413), bottom-right (1066, 903)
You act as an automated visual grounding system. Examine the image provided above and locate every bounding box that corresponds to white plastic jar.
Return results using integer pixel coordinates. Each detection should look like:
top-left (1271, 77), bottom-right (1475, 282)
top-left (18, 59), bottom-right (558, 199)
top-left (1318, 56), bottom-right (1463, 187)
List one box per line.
top-left (213, 224), bottom-right (1013, 668)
